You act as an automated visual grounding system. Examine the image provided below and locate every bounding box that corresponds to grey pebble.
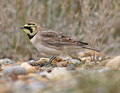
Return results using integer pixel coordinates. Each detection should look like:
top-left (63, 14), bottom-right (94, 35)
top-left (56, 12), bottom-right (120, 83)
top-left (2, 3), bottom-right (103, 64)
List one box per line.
top-left (0, 58), bottom-right (14, 65)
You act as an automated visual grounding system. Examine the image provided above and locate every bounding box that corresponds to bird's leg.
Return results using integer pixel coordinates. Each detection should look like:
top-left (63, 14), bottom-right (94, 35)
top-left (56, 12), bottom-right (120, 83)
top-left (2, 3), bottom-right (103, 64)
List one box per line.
top-left (44, 56), bottom-right (56, 67)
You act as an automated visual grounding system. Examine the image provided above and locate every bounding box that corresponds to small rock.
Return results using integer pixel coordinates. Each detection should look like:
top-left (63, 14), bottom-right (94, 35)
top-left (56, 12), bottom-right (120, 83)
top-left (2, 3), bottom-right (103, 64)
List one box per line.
top-left (52, 57), bottom-right (62, 63)
top-left (106, 56), bottom-right (120, 70)
top-left (28, 58), bottom-right (49, 66)
top-left (70, 59), bottom-right (81, 66)
top-left (51, 67), bottom-right (70, 81)
top-left (21, 62), bottom-right (36, 73)
top-left (0, 58), bottom-right (13, 65)
top-left (39, 67), bottom-right (71, 81)
top-left (55, 57), bottom-right (62, 62)
top-left (28, 60), bottom-right (36, 65)
top-left (99, 59), bottom-right (110, 66)
top-left (57, 61), bottom-right (68, 67)
top-left (67, 63), bottom-right (76, 70)
top-left (38, 58), bottom-right (49, 64)
top-left (3, 66), bottom-right (26, 80)
top-left (80, 57), bottom-right (91, 62)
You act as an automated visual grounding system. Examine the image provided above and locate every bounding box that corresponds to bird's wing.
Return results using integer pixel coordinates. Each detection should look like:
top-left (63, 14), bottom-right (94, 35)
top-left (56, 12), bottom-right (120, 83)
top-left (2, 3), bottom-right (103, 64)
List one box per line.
top-left (38, 30), bottom-right (88, 47)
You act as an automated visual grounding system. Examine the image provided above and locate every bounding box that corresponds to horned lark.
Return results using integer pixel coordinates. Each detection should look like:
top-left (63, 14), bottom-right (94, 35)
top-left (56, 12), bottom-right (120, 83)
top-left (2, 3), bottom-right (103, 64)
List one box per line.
top-left (21, 22), bottom-right (100, 66)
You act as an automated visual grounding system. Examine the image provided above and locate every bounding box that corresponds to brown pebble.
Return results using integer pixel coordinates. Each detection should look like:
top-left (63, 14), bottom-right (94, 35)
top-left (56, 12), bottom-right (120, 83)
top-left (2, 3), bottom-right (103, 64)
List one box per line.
top-left (106, 56), bottom-right (120, 70)
top-left (21, 62), bottom-right (36, 73)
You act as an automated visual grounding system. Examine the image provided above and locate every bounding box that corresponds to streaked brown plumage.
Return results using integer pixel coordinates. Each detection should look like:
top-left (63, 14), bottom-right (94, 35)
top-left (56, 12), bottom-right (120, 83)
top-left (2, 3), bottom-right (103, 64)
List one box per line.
top-left (21, 22), bottom-right (100, 64)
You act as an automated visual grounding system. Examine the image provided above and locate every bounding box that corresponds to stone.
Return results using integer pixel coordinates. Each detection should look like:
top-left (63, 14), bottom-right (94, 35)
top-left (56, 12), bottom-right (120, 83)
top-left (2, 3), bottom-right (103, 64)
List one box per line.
top-left (3, 66), bottom-right (26, 80)
top-left (99, 59), bottom-right (110, 66)
top-left (67, 63), bottom-right (76, 70)
top-left (0, 58), bottom-right (13, 65)
top-left (51, 67), bottom-right (70, 81)
top-left (21, 62), bottom-right (36, 73)
top-left (57, 61), bottom-right (68, 67)
top-left (106, 56), bottom-right (120, 70)
top-left (70, 59), bottom-right (81, 66)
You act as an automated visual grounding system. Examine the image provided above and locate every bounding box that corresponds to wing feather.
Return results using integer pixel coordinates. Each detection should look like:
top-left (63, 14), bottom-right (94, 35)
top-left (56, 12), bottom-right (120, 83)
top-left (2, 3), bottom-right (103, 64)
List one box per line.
top-left (38, 30), bottom-right (88, 47)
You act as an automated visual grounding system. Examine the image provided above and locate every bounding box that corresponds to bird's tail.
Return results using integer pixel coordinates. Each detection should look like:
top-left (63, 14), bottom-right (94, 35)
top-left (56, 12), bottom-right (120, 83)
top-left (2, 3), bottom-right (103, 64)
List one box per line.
top-left (81, 46), bottom-right (100, 52)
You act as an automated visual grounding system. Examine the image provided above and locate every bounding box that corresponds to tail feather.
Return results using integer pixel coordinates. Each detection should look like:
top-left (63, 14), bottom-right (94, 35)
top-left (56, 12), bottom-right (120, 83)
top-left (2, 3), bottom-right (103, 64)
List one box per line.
top-left (75, 41), bottom-right (88, 46)
top-left (81, 46), bottom-right (100, 52)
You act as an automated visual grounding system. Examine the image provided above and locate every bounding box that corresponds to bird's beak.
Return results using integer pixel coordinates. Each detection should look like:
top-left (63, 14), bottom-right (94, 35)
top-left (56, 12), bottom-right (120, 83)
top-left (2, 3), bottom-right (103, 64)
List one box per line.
top-left (20, 26), bottom-right (25, 29)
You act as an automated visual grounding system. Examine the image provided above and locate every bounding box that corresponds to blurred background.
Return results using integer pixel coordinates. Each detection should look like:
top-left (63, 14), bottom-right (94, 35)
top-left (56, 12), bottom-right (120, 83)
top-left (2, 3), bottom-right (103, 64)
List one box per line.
top-left (0, 0), bottom-right (120, 61)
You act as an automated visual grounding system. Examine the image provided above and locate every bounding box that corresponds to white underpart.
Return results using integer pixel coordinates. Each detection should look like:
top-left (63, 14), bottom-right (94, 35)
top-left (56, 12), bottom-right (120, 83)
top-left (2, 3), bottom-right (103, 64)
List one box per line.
top-left (30, 35), bottom-right (61, 56)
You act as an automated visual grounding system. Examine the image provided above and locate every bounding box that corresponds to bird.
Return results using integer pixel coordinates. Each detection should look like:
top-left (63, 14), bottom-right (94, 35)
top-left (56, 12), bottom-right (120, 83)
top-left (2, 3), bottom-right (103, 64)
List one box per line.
top-left (21, 22), bottom-right (100, 66)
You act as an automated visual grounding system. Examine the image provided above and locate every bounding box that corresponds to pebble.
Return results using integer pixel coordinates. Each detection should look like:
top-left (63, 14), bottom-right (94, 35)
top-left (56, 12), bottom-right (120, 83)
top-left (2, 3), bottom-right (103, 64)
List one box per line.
top-left (70, 59), bottom-right (81, 66)
top-left (28, 60), bottom-right (36, 65)
top-left (21, 62), bottom-right (36, 73)
top-left (106, 56), bottom-right (120, 70)
top-left (0, 58), bottom-right (13, 65)
top-left (28, 58), bottom-right (49, 66)
top-left (3, 66), bottom-right (26, 80)
top-left (67, 63), bottom-right (76, 70)
top-left (99, 59), bottom-right (110, 66)
top-left (38, 58), bottom-right (49, 64)
top-left (57, 61), bottom-right (68, 67)
top-left (51, 67), bottom-right (70, 81)
top-left (38, 67), bottom-right (71, 81)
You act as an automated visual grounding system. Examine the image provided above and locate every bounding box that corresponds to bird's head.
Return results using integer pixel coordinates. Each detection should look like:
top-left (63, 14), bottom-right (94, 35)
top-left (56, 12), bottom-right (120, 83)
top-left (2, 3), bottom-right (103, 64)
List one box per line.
top-left (21, 22), bottom-right (40, 39)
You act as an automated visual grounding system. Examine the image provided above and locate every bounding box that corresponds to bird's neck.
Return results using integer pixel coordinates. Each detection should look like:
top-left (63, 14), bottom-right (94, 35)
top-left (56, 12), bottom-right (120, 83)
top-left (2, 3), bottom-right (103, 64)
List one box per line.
top-left (27, 33), bottom-right (36, 39)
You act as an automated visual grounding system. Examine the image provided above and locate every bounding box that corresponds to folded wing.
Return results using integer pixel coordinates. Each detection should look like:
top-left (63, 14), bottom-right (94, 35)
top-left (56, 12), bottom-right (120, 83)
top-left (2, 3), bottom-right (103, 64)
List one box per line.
top-left (39, 30), bottom-right (88, 47)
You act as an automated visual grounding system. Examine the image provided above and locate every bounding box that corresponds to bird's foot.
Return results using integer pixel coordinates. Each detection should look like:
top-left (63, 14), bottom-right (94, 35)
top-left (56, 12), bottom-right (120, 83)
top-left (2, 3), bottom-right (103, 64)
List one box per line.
top-left (44, 62), bottom-right (55, 67)
top-left (43, 56), bottom-right (56, 67)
